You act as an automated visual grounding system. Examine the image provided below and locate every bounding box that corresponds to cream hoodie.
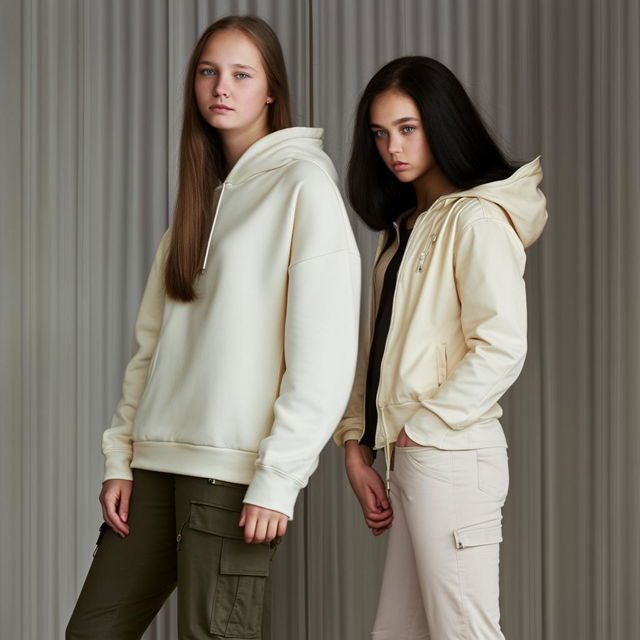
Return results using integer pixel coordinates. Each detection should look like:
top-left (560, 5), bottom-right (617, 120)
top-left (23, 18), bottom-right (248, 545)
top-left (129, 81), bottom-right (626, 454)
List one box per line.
top-left (103, 127), bottom-right (361, 519)
top-left (335, 157), bottom-right (547, 456)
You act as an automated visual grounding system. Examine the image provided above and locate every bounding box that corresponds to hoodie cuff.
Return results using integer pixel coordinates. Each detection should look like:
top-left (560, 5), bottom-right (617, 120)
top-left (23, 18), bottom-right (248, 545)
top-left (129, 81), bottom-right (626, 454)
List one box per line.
top-left (404, 407), bottom-right (453, 444)
top-left (103, 451), bottom-right (134, 482)
top-left (242, 467), bottom-right (302, 520)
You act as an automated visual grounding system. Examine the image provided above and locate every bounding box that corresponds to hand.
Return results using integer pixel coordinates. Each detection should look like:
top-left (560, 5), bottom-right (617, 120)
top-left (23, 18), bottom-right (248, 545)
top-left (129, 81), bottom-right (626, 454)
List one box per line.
top-left (99, 479), bottom-right (133, 538)
top-left (395, 427), bottom-right (421, 448)
top-left (239, 504), bottom-right (288, 544)
top-left (344, 440), bottom-right (393, 536)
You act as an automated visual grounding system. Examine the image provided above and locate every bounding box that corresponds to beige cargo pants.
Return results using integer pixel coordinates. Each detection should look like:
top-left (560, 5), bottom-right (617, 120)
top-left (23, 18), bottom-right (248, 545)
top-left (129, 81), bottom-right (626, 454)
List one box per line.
top-left (372, 447), bottom-right (508, 640)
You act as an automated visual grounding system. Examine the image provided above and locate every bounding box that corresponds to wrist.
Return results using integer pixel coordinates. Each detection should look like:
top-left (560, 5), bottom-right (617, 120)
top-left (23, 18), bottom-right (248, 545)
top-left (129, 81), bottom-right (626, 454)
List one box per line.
top-left (345, 440), bottom-right (373, 468)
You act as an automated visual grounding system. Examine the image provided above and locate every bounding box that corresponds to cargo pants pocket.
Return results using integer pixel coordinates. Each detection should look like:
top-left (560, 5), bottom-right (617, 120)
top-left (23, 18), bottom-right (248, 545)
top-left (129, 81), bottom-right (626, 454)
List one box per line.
top-left (186, 501), bottom-right (272, 639)
top-left (211, 537), bottom-right (271, 638)
top-left (453, 519), bottom-right (503, 550)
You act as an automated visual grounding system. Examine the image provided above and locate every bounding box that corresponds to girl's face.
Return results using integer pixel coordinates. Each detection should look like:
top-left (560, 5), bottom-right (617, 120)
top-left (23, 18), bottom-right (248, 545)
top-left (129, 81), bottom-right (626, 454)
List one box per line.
top-left (369, 89), bottom-right (435, 184)
top-left (195, 29), bottom-right (273, 137)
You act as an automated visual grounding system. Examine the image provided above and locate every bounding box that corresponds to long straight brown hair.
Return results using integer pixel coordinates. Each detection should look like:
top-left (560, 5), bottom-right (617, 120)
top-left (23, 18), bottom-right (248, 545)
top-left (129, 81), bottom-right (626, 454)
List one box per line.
top-left (165, 15), bottom-right (293, 301)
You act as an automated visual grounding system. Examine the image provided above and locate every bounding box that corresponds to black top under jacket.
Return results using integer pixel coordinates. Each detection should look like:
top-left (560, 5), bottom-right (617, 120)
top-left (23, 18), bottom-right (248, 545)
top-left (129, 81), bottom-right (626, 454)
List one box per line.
top-left (362, 222), bottom-right (413, 450)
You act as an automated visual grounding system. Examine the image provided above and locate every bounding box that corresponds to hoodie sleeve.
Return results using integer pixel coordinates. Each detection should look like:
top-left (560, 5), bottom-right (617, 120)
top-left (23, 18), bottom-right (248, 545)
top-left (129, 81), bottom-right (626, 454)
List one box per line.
top-left (404, 207), bottom-right (528, 439)
top-left (242, 163), bottom-right (361, 518)
top-left (102, 229), bottom-right (170, 481)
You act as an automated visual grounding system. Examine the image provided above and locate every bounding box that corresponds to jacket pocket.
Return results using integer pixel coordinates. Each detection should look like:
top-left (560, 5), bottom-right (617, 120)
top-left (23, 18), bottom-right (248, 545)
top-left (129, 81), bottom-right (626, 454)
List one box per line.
top-left (453, 519), bottom-right (502, 549)
top-left (436, 343), bottom-right (447, 386)
top-left (210, 537), bottom-right (271, 638)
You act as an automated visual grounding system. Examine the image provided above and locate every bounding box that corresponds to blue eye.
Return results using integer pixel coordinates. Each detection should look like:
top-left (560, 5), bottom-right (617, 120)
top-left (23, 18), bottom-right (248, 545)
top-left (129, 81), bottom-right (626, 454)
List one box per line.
top-left (234, 72), bottom-right (250, 79)
top-left (401, 126), bottom-right (415, 134)
top-left (372, 130), bottom-right (387, 138)
top-left (200, 68), bottom-right (216, 76)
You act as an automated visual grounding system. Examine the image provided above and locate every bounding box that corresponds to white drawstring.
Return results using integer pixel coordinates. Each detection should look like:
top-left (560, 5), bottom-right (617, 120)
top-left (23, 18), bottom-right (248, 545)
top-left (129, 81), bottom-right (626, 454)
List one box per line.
top-left (202, 183), bottom-right (226, 271)
top-left (384, 439), bottom-right (392, 498)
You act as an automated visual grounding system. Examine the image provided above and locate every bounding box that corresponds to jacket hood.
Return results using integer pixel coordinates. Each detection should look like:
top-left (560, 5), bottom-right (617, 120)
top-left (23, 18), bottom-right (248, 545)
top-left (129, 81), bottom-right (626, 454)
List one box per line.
top-left (443, 156), bottom-right (548, 248)
top-left (223, 127), bottom-right (332, 185)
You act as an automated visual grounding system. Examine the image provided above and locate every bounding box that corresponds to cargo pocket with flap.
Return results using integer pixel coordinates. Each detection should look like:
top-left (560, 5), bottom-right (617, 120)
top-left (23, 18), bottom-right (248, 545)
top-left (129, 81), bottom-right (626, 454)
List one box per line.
top-left (453, 519), bottom-right (503, 550)
top-left (187, 501), bottom-right (271, 639)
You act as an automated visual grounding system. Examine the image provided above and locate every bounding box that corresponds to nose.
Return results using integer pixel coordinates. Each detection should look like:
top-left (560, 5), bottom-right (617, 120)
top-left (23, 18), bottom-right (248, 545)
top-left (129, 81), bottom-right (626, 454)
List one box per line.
top-left (214, 77), bottom-right (229, 98)
top-left (388, 133), bottom-right (402, 156)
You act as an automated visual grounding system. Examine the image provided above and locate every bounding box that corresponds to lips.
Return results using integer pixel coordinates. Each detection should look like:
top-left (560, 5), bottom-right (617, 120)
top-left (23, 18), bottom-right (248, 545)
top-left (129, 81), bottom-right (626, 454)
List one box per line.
top-left (392, 161), bottom-right (408, 170)
top-left (211, 104), bottom-right (233, 112)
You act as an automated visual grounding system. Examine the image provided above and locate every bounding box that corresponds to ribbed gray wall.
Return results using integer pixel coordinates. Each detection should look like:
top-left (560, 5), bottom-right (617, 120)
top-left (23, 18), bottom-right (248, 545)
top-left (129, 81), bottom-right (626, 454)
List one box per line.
top-left (1, 1), bottom-right (638, 638)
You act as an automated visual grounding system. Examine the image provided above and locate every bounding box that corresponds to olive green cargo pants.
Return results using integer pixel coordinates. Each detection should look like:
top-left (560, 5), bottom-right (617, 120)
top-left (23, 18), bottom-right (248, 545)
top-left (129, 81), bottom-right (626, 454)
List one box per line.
top-left (66, 469), bottom-right (276, 639)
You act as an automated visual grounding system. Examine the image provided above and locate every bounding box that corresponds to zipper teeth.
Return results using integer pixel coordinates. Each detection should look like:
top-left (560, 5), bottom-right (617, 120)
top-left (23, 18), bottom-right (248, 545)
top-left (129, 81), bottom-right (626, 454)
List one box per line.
top-left (375, 214), bottom-right (436, 449)
top-left (202, 184), bottom-right (226, 271)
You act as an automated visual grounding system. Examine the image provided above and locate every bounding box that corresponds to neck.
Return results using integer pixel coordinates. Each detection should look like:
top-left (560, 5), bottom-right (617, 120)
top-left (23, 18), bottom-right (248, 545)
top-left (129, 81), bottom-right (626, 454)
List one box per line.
top-left (412, 166), bottom-right (457, 217)
top-left (220, 120), bottom-right (270, 170)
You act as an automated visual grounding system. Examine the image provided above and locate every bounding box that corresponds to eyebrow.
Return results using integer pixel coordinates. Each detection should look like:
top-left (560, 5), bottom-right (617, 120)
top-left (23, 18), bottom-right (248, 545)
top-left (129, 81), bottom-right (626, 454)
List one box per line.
top-left (197, 61), bottom-right (258, 73)
top-left (370, 117), bottom-right (419, 128)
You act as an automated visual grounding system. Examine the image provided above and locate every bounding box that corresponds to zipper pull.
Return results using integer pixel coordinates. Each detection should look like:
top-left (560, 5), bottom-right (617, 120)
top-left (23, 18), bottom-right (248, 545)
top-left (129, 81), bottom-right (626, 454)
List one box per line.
top-left (416, 233), bottom-right (437, 272)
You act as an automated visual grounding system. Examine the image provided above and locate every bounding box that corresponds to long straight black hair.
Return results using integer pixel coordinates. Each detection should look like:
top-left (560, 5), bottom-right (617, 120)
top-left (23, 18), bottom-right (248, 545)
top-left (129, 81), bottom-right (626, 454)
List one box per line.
top-left (348, 56), bottom-right (518, 230)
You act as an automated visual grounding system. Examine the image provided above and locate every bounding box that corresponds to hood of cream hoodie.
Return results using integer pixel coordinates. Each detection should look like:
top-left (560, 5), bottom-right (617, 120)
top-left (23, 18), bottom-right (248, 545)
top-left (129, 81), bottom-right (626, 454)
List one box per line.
top-left (103, 127), bottom-right (361, 519)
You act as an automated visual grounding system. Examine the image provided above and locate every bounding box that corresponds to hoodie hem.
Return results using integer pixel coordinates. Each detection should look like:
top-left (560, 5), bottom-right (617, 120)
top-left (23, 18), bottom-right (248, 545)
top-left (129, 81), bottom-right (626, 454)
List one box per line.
top-left (131, 441), bottom-right (258, 485)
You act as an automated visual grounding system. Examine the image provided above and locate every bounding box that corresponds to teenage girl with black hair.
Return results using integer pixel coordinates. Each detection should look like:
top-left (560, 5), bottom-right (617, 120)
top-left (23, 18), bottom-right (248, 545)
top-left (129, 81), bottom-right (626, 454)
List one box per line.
top-left (335, 56), bottom-right (547, 639)
top-left (67, 15), bottom-right (359, 639)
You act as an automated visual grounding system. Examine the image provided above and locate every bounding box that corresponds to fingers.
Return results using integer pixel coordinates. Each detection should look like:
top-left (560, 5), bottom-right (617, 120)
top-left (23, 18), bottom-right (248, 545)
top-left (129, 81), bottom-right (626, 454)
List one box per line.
top-left (118, 483), bottom-right (132, 524)
top-left (242, 508), bottom-right (258, 543)
top-left (365, 507), bottom-right (393, 523)
top-left (276, 517), bottom-right (288, 538)
top-left (253, 517), bottom-right (269, 544)
top-left (242, 505), bottom-right (288, 544)
top-left (366, 513), bottom-right (393, 529)
top-left (99, 480), bottom-right (131, 538)
top-left (370, 478), bottom-right (391, 511)
top-left (266, 519), bottom-right (279, 543)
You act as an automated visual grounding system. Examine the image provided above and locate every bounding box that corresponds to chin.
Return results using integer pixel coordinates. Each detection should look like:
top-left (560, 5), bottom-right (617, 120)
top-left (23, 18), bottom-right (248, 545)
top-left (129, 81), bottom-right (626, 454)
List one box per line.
top-left (395, 173), bottom-right (417, 183)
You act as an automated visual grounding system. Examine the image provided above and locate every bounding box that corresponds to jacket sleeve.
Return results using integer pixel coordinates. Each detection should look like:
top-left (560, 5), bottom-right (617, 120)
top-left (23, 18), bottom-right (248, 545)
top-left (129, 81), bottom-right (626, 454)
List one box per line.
top-left (404, 215), bottom-right (528, 440)
top-left (101, 230), bottom-right (170, 481)
top-left (242, 165), bottom-right (361, 519)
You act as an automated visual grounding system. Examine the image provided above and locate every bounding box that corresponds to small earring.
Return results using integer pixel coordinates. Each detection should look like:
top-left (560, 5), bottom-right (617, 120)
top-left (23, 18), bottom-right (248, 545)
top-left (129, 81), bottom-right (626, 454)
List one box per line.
top-left (266, 98), bottom-right (272, 104)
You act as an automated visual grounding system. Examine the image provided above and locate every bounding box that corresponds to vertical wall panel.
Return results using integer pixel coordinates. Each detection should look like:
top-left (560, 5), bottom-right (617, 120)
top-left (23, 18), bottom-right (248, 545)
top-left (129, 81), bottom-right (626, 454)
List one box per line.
top-left (0, 2), bottom-right (23, 638)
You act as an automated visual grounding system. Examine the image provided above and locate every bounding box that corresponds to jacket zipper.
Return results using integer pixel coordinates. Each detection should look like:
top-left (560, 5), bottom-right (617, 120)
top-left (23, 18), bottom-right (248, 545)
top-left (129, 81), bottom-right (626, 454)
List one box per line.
top-left (416, 233), bottom-right (438, 272)
top-left (374, 209), bottom-right (438, 452)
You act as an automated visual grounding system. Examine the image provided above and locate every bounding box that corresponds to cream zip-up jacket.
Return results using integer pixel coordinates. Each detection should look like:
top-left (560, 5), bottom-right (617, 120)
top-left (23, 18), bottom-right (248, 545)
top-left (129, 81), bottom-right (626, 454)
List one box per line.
top-left (335, 158), bottom-right (547, 455)
top-left (102, 127), bottom-right (360, 519)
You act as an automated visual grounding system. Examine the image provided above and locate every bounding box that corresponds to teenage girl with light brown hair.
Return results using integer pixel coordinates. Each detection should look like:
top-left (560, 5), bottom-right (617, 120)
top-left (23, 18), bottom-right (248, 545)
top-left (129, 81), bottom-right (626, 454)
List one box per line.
top-left (67, 15), bottom-right (359, 639)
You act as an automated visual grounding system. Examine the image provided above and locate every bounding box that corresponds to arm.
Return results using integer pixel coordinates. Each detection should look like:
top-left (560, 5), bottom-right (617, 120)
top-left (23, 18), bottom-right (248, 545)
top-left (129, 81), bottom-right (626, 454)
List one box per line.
top-left (99, 230), bottom-right (169, 536)
top-left (242, 166), bottom-right (361, 524)
top-left (404, 215), bottom-right (528, 441)
top-left (102, 230), bottom-right (170, 479)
